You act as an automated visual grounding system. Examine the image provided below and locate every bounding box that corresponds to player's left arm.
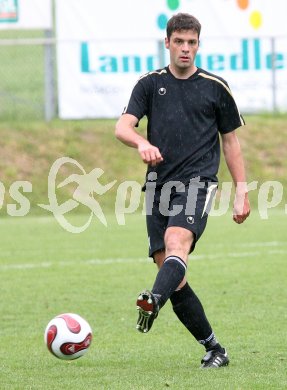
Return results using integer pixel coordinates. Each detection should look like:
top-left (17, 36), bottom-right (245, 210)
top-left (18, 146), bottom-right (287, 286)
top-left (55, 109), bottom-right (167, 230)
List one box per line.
top-left (221, 130), bottom-right (251, 224)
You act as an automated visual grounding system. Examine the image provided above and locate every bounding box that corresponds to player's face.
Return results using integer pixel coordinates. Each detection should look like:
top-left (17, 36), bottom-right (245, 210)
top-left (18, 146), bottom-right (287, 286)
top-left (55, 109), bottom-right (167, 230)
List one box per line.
top-left (165, 30), bottom-right (199, 74)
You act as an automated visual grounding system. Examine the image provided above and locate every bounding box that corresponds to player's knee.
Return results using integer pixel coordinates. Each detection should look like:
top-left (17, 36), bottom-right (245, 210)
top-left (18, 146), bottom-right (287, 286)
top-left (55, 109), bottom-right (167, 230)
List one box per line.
top-left (165, 233), bottom-right (180, 252)
top-left (164, 227), bottom-right (194, 259)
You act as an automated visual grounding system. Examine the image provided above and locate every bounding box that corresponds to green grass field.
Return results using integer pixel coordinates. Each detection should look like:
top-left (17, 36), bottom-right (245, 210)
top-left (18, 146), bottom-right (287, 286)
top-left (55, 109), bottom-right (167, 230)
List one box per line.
top-left (0, 211), bottom-right (286, 389)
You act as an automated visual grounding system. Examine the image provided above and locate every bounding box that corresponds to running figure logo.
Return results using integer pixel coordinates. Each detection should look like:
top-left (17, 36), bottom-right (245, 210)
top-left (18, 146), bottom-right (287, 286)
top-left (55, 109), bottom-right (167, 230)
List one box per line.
top-left (38, 157), bottom-right (117, 232)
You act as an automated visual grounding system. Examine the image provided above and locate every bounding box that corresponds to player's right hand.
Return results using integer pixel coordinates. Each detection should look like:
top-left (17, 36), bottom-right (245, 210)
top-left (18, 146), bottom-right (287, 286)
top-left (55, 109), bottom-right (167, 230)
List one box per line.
top-left (233, 192), bottom-right (251, 224)
top-left (137, 141), bottom-right (163, 166)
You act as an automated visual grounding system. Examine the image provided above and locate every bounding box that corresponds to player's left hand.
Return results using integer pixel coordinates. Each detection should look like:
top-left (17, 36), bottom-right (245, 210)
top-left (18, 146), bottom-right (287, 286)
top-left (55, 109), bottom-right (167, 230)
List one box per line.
top-left (233, 192), bottom-right (250, 224)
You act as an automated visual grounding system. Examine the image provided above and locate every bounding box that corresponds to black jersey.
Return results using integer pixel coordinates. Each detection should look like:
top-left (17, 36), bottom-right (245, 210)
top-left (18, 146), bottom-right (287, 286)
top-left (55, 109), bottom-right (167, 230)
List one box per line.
top-left (124, 66), bottom-right (245, 187)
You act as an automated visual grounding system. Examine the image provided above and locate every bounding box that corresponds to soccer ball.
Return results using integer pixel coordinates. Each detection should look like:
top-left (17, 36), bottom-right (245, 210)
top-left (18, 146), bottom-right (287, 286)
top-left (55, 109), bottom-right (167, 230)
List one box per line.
top-left (44, 313), bottom-right (92, 360)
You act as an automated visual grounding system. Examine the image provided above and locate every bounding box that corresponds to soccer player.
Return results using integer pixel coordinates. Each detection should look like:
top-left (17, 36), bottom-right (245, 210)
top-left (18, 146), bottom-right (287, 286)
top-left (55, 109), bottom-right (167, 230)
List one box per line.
top-left (115, 13), bottom-right (250, 368)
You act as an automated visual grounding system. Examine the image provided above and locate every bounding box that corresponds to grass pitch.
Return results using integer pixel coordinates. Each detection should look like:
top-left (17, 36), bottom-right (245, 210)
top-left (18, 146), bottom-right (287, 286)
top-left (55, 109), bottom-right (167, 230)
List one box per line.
top-left (0, 211), bottom-right (286, 389)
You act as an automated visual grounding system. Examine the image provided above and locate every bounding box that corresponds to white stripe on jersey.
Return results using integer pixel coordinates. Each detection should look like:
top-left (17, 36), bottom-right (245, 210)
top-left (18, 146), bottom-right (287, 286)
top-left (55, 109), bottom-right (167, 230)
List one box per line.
top-left (201, 184), bottom-right (218, 218)
top-left (139, 69), bottom-right (167, 81)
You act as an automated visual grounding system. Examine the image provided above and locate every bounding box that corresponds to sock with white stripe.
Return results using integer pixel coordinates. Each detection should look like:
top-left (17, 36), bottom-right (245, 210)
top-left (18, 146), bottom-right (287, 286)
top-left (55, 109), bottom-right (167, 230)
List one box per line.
top-left (170, 282), bottom-right (224, 353)
top-left (151, 256), bottom-right (186, 309)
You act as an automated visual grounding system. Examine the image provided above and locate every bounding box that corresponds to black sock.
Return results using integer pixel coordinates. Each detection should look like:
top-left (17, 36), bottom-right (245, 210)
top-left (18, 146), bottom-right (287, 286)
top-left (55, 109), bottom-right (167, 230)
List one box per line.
top-left (151, 256), bottom-right (186, 309)
top-left (170, 283), bottom-right (224, 352)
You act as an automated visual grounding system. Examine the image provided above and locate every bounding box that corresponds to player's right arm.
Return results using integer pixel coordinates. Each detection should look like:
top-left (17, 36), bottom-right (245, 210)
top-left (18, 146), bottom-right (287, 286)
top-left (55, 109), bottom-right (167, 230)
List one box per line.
top-left (115, 113), bottom-right (163, 166)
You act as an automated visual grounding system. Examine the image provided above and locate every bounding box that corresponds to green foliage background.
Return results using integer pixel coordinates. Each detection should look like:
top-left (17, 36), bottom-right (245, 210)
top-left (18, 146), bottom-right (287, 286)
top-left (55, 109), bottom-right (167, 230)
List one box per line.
top-left (0, 115), bottom-right (286, 215)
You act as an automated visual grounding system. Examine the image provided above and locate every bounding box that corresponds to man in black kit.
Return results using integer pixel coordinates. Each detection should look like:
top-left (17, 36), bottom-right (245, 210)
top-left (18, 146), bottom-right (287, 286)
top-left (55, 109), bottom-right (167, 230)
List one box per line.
top-left (115, 13), bottom-right (250, 368)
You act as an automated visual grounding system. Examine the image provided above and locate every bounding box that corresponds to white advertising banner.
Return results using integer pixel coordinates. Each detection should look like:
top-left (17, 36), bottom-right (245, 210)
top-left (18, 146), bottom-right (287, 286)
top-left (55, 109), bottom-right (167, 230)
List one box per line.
top-left (0, 0), bottom-right (52, 29)
top-left (55, 0), bottom-right (287, 118)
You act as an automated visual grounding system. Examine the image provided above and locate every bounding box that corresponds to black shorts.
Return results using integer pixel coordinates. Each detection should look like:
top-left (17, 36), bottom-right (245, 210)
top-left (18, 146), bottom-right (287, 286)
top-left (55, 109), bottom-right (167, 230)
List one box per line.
top-left (145, 178), bottom-right (217, 258)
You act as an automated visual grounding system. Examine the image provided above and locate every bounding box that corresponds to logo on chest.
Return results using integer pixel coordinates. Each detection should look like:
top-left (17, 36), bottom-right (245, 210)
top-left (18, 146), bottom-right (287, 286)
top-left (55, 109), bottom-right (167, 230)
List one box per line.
top-left (158, 87), bottom-right (166, 96)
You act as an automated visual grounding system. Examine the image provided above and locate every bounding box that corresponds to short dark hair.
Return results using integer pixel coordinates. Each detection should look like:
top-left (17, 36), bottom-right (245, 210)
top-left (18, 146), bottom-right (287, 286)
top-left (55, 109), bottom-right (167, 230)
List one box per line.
top-left (166, 13), bottom-right (201, 40)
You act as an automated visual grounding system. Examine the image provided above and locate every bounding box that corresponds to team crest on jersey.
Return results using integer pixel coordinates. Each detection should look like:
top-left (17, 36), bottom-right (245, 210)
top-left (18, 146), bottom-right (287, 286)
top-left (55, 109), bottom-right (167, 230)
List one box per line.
top-left (158, 87), bottom-right (166, 95)
top-left (187, 216), bottom-right (194, 224)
